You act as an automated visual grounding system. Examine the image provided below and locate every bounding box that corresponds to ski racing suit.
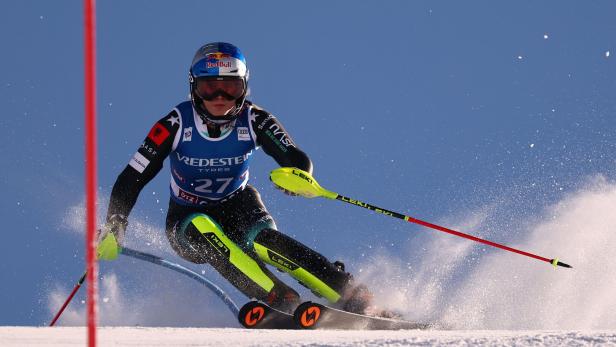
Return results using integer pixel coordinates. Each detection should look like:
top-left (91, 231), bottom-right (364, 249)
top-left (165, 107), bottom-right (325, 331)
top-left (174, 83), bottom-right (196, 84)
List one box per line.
top-left (105, 100), bottom-right (364, 312)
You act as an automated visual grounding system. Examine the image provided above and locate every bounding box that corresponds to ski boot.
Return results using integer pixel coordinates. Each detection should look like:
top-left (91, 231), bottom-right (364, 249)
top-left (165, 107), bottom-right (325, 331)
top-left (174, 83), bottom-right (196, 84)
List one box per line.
top-left (331, 260), bottom-right (373, 314)
top-left (265, 284), bottom-right (300, 313)
top-left (341, 283), bottom-right (374, 314)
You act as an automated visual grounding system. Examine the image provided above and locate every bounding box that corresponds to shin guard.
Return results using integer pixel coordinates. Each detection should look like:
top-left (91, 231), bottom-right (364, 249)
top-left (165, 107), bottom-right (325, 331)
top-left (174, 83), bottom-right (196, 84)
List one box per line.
top-left (253, 228), bottom-right (351, 303)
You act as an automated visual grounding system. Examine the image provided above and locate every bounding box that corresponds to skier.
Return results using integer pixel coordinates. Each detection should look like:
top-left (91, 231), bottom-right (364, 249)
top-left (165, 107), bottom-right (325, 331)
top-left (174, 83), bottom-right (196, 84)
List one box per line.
top-left (96, 42), bottom-right (372, 314)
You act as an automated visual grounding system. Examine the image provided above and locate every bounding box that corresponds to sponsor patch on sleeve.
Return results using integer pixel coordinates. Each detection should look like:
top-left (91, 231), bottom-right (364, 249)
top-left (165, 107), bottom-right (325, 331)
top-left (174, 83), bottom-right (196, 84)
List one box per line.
top-left (147, 123), bottom-right (170, 146)
top-left (129, 152), bottom-right (150, 173)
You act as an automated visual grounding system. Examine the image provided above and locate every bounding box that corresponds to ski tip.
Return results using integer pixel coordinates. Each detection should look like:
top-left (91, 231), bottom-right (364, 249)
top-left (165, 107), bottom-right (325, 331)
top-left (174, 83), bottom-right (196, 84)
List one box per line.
top-left (550, 258), bottom-right (572, 269)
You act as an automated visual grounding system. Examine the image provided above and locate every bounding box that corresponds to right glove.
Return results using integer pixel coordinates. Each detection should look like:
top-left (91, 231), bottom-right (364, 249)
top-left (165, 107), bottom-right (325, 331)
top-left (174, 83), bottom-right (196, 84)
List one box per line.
top-left (96, 214), bottom-right (128, 261)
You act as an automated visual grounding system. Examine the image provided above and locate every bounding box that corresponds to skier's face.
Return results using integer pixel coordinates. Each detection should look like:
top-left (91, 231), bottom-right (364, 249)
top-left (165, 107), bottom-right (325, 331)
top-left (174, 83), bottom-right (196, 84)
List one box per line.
top-left (202, 96), bottom-right (237, 116)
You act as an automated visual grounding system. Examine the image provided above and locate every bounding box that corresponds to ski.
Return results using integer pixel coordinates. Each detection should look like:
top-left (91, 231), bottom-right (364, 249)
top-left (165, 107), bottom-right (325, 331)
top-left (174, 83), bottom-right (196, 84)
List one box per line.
top-left (238, 301), bottom-right (295, 329)
top-left (293, 301), bottom-right (432, 330)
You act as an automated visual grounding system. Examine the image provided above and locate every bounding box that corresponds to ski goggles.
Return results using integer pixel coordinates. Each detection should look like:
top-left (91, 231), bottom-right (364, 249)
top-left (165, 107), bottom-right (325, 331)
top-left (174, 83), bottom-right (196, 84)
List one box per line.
top-left (194, 77), bottom-right (246, 101)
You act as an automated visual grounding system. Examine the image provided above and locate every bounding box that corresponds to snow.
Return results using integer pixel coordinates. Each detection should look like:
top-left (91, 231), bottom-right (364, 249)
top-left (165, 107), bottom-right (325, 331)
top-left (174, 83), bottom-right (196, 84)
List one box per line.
top-left (1, 327), bottom-right (615, 347)
top-left (48, 178), bottom-right (616, 333)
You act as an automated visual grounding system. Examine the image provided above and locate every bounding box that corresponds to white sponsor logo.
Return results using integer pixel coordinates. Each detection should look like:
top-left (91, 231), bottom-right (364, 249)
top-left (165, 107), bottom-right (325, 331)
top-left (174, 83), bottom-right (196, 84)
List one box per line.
top-left (140, 142), bottom-right (157, 156)
top-left (257, 114), bottom-right (275, 130)
top-left (269, 123), bottom-right (295, 147)
top-left (237, 127), bottom-right (250, 141)
top-left (129, 152), bottom-right (150, 173)
top-left (183, 127), bottom-right (193, 142)
top-left (176, 152), bottom-right (251, 167)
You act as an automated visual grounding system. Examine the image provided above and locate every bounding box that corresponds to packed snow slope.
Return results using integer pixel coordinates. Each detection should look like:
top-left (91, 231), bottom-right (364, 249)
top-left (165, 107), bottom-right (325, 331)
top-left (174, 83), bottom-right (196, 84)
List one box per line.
top-left (1, 327), bottom-right (616, 347)
top-left (51, 176), bottom-right (616, 330)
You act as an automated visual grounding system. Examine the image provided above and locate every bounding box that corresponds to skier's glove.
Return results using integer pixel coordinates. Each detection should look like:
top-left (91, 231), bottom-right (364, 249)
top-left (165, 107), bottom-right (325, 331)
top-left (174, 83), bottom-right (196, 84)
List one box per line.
top-left (96, 214), bottom-right (127, 261)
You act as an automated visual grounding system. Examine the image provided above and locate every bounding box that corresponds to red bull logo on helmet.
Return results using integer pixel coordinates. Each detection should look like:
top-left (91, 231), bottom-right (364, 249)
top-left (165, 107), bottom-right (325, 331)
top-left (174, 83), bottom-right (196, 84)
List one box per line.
top-left (193, 50), bottom-right (247, 77)
top-left (206, 52), bottom-right (233, 68)
top-left (206, 60), bottom-right (232, 68)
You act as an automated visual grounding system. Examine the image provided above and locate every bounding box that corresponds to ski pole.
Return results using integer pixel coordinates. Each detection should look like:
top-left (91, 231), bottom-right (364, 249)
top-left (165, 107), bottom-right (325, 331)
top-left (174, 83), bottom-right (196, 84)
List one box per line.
top-left (49, 271), bottom-right (87, 326)
top-left (270, 167), bottom-right (572, 269)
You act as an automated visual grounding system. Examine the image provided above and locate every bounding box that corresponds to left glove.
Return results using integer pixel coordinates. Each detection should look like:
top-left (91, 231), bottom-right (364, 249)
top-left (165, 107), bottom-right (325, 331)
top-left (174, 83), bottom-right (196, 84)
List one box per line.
top-left (96, 214), bottom-right (128, 261)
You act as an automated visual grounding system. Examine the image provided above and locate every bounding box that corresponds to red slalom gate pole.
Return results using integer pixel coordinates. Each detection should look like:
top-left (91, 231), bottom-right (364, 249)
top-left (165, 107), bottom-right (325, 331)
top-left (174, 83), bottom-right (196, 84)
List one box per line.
top-left (84, 0), bottom-right (98, 345)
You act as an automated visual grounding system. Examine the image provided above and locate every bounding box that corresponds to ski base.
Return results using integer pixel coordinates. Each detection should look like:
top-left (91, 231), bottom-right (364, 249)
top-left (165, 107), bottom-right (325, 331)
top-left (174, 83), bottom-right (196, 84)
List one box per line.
top-left (293, 301), bottom-right (432, 330)
top-left (238, 301), bottom-right (294, 329)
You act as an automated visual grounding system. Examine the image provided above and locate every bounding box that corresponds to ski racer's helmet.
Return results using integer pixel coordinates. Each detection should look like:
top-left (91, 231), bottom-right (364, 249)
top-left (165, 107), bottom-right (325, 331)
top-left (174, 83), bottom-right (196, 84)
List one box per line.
top-left (189, 42), bottom-right (249, 124)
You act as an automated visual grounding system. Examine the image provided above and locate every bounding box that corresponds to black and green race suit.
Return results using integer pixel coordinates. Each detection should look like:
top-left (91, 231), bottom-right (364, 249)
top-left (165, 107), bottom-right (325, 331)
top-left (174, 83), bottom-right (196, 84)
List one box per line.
top-left (105, 100), bottom-right (357, 311)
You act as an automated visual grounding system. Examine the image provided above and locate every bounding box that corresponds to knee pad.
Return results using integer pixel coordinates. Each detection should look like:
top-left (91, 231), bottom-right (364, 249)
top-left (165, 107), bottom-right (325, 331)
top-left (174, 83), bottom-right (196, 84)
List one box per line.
top-left (181, 213), bottom-right (277, 293)
top-left (181, 213), bottom-right (227, 252)
top-left (243, 219), bottom-right (277, 250)
top-left (165, 217), bottom-right (208, 264)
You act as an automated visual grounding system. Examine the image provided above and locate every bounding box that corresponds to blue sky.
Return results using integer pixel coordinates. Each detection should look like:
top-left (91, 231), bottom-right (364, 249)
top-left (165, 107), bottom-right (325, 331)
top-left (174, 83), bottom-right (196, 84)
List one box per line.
top-left (2, 1), bottom-right (616, 327)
